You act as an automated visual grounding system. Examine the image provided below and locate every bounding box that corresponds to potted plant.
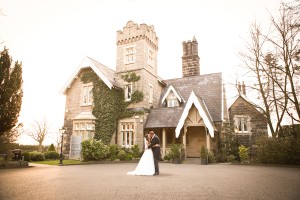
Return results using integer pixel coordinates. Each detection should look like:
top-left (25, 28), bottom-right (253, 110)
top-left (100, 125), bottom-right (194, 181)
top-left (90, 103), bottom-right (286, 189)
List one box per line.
top-left (200, 146), bottom-right (207, 165)
top-left (170, 144), bottom-right (183, 164)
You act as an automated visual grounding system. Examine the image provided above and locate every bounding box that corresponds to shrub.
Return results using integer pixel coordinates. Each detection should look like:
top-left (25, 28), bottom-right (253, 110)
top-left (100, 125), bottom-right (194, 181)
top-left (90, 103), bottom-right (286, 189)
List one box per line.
top-left (81, 139), bottom-right (110, 161)
top-left (208, 151), bottom-right (216, 163)
top-left (22, 152), bottom-right (31, 162)
top-left (44, 151), bottom-right (59, 160)
top-left (81, 139), bottom-right (93, 161)
top-left (48, 144), bottom-right (56, 151)
top-left (163, 153), bottom-right (171, 161)
top-left (118, 150), bottom-right (127, 161)
top-left (108, 144), bottom-right (120, 161)
top-left (227, 155), bottom-right (236, 163)
top-left (255, 135), bottom-right (300, 165)
top-left (125, 153), bottom-right (133, 160)
top-left (131, 145), bottom-right (140, 159)
top-left (169, 144), bottom-right (183, 159)
top-left (238, 145), bottom-right (249, 163)
top-left (200, 146), bottom-right (207, 159)
top-left (30, 152), bottom-right (45, 161)
top-left (92, 140), bottom-right (110, 160)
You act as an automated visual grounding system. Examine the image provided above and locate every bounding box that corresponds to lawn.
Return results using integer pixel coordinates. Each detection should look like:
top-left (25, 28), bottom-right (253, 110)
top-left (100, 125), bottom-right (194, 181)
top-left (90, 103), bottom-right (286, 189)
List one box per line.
top-left (31, 159), bottom-right (82, 165)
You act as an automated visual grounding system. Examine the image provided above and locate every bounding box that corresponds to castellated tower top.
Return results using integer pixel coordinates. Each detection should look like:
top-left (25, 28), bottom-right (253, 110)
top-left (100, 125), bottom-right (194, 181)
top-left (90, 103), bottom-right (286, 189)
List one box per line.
top-left (116, 21), bottom-right (159, 50)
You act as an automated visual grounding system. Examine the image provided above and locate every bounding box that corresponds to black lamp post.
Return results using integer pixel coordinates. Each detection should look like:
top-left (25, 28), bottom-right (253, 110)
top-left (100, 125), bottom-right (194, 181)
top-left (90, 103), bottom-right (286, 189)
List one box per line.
top-left (59, 127), bottom-right (66, 166)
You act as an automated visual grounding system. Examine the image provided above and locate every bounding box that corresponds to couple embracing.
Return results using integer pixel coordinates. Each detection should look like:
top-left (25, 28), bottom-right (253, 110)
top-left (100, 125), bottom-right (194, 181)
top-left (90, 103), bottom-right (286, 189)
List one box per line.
top-left (127, 131), bottom-right (160, 176)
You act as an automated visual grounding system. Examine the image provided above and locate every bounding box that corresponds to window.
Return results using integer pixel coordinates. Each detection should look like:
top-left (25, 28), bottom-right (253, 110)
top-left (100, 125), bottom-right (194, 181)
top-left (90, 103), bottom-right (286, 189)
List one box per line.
top-left (148, 49), bottom-right (154, 67)
top-left (234, 116), bottom-right (250, 133)
top-left (121, 122), bottom-right (134, 148)
top-left (145, 46), bottom-right (155, 67)
top-left (125, 84), bottom-right (132, 101)
top-left (167, 98), bottom-right (179, 107)
top-left (74, 122), bottom-right (95, 141)
top-left (149, 84), bottom-right (153, 103)
top-left (82, 84), bottom-right (93, 106)
top-left (124, 46), bottom-right (135, 64)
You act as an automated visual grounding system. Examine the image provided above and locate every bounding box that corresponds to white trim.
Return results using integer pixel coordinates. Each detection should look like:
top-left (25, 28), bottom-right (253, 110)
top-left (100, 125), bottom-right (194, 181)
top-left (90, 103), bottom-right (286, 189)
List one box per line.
top-left (161, 85), bottom-right (183, 104)
top-left (175, 91), bottom-right (216, 138)
top-left (61, 57), bottom-right (113, 94)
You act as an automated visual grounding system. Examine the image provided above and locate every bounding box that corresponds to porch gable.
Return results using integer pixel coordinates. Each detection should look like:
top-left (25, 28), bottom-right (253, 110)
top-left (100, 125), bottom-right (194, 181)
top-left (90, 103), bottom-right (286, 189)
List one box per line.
top-left (175, 91), bottom-right (216, 138)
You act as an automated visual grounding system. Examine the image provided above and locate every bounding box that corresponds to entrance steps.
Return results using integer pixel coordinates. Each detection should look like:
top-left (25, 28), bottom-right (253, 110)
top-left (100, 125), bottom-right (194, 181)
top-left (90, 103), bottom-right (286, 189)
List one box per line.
top-left (181, 158), bottom-right (201, 164)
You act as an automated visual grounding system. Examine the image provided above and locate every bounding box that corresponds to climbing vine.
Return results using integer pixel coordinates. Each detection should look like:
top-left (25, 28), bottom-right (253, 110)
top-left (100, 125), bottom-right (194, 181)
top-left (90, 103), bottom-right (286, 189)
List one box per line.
top-left (81, 70), bottom-right (144, 144)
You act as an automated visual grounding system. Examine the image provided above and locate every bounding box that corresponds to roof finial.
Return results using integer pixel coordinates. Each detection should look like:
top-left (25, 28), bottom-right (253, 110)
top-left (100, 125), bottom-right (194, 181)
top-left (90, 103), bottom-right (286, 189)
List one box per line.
top-left (192, 35), bottom-right (197, 41)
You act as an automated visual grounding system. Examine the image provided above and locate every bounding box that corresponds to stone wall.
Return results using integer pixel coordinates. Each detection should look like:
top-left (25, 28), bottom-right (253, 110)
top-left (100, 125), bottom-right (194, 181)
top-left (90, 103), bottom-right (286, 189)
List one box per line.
top-left (229, 96), bottom-right (268, 147)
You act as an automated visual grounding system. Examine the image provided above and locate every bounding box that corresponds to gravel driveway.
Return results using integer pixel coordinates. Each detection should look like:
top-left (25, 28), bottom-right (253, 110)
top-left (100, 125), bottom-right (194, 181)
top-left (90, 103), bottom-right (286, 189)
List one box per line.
top-left (0, 163), bottom-right (299, 200)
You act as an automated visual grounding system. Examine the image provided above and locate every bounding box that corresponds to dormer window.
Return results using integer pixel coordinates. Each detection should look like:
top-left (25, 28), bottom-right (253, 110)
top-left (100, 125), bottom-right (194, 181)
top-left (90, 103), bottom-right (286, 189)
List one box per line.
top-left (167, 98), bottom-right (179, 107)
top-left (161, 85), bottom-right (183, 108)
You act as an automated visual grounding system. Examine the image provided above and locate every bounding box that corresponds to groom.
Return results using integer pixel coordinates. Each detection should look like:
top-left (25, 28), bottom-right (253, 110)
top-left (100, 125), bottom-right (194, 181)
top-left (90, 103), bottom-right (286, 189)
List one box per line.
top-left (148, 130), bottom-right (160, 175)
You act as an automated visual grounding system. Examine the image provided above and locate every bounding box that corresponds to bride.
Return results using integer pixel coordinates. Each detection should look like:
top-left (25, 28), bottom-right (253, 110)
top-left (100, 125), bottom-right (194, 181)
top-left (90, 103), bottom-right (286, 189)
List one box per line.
top-left (127, 134), bottom-right (157, 176)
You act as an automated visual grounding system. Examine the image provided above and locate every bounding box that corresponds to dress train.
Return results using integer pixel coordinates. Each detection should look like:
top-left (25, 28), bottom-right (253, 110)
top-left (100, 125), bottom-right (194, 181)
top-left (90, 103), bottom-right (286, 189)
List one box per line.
top-left (127, 149), bottom-right (155, 176)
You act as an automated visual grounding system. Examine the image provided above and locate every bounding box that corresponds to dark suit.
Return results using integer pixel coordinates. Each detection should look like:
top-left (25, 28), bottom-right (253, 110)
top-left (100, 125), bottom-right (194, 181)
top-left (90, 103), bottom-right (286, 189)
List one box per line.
top-left (148, 134), bottom-right (161, 174)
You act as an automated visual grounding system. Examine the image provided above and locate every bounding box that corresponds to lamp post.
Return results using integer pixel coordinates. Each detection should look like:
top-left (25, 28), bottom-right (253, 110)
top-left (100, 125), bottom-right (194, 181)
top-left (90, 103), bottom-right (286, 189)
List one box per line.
top-left (59, 127), bottom-right (66, 166)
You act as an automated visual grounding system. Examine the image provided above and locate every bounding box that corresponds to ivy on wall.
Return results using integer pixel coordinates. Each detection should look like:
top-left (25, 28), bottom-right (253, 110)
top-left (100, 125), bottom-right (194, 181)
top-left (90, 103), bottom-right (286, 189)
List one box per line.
top-left (81, 70), bottom-right (144, 144)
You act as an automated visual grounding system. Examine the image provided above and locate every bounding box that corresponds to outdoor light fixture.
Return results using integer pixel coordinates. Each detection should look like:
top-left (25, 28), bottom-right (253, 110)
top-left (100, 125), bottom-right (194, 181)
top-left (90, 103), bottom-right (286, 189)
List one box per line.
top-left (59, 127), bottom-right (66, 166)
top-left (234, 127), bottom-right (239, 134)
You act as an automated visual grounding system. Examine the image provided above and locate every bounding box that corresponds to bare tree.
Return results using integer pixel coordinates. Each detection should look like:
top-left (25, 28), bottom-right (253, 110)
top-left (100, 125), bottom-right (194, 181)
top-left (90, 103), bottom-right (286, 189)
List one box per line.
top-left (240, 1), bottom-right (300, 137)
top-left (26, 117), bottom-right (49, 152)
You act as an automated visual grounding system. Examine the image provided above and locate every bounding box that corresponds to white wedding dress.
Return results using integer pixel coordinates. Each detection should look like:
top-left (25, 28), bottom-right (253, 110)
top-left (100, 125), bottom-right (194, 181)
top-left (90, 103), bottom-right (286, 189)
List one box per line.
top-left (127, 139), bottom-right (155, 176)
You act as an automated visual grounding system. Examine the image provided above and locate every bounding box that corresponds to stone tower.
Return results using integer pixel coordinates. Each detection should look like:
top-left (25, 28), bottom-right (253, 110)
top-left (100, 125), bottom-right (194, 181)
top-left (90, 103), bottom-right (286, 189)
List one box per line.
top-left (114, 21), bottom-right (162, 151)
top-left (182, 36), bottom-right (200, 77)
top-left (115, 21), bottom-right (162, 109)
top-left (116, 21), bottom-right (159, 75)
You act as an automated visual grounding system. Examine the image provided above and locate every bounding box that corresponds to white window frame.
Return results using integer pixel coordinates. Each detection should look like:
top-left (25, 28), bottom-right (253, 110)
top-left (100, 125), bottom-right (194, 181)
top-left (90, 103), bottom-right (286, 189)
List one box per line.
top-left (149, 83), bottom-right (153, 103)
top-left (234, 115), bottom-right (250, 134)
top-left (73, 122), bottom-right (95, 141)
top-left (81, 83), bottom-right (93, 106)
top-left (145, 45), bottom-right (155, 68)
top-left (121, 123), bottom-right (135, 148)
top-left (167, 98), bottom-right (179, 107)
top-left (125, 83), bottom-right (132, 101)
top-left (124, 45), bottom-right (135, 64)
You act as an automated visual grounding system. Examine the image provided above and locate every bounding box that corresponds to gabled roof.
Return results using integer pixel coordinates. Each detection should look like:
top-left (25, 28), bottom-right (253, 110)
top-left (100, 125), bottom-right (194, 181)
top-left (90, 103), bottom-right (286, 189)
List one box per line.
top-left (175, 91), bottom-right (216, 138)
top-left (61, 57), bottom-right (119, 94)
top-left (162, 72), bottom-right (223, 122)
top-left (160, 85), bottom-right (184, 104)
top-left (229, 94), bottom-right (264, 114)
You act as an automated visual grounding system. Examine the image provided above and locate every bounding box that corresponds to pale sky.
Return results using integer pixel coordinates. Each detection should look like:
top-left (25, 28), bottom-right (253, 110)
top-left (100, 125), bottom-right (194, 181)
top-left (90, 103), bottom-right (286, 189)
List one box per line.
top-left (0, 0), bottom-right (282, 145)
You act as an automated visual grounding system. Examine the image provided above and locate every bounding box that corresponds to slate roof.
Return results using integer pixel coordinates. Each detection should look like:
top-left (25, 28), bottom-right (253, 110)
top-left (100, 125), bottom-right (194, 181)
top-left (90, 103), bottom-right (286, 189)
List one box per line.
top-left (163, 73), bottom-right (222, 121)
top-left (146, 72), bottom-right (223, 129)
top-left (146, 107), bottom-right (184, 128)
top-left (87, 57), bottom-right (121, 88)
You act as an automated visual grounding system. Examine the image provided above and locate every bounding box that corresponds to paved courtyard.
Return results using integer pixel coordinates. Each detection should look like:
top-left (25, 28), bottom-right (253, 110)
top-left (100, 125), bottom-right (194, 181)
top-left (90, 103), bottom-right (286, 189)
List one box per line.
top-left (0, 162), bottom-right (299, 200)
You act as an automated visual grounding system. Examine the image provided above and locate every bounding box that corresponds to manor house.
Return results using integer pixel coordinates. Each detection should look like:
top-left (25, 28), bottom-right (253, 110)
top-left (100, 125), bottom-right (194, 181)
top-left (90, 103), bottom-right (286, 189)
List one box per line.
top-left (61, 21), bottom-right (267, 160)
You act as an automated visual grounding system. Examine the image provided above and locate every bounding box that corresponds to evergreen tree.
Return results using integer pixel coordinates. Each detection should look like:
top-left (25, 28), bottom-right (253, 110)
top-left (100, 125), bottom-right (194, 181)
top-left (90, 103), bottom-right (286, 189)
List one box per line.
top-left (48, 143), bottom-right (56, 151)
top-left (0, 48), bottom-right (23, 136)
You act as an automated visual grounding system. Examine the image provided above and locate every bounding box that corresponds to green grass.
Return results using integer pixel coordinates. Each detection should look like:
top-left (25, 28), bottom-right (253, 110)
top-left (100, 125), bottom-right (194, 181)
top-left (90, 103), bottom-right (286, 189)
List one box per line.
top-left (30, 159), bottom-right (82, 165)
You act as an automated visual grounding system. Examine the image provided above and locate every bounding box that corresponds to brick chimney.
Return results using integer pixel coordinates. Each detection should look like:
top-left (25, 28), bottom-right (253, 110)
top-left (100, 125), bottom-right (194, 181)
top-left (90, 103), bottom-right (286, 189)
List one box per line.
top-left (182, 36), bottom-right (200, 77)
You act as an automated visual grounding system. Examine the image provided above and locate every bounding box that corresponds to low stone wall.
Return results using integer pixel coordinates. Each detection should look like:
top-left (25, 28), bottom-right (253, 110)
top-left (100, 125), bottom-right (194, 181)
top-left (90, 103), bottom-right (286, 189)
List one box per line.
top-left (0, 161), bottom-right (29, 169)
